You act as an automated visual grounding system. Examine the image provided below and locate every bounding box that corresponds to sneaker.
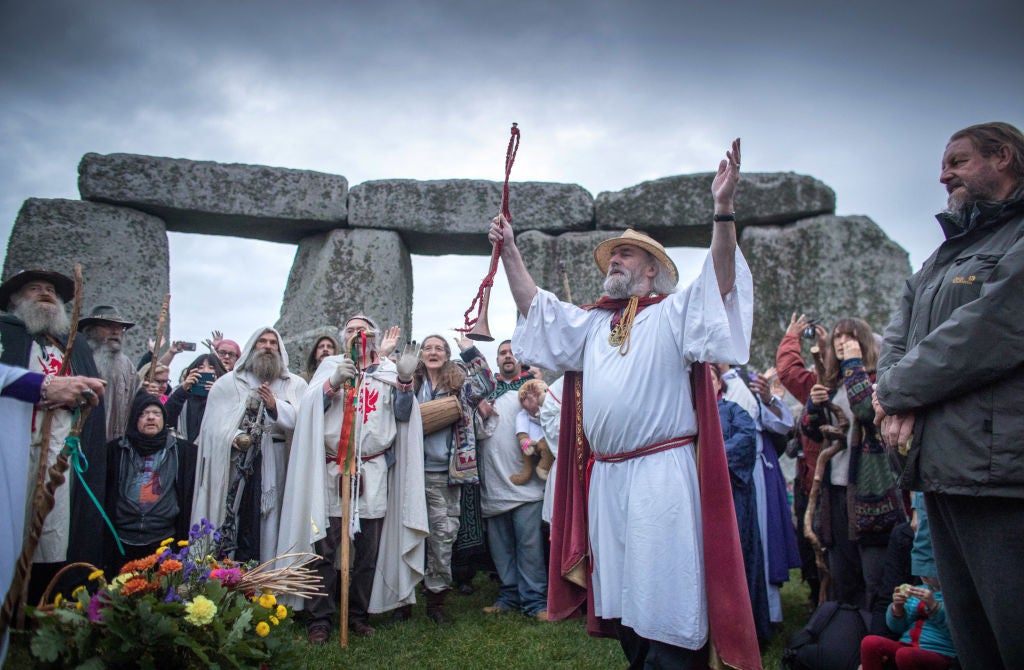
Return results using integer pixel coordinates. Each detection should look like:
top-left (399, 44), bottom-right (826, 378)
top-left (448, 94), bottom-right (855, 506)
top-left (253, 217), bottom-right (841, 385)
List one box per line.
top-left (307, 625), bottom-right (330, 645)
top-left (457, 582), bottom-right (475, 596)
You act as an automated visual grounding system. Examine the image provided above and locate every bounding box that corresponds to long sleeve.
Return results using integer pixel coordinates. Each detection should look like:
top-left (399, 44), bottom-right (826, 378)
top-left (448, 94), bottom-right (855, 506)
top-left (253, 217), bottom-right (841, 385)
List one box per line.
top-left (776, 332), bottom-right (817, 403)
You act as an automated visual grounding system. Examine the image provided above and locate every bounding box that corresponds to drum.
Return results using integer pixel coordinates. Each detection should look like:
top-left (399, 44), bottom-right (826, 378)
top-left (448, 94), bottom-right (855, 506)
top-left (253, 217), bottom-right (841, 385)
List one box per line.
top-left (420, 396), bottom-right (462, 436)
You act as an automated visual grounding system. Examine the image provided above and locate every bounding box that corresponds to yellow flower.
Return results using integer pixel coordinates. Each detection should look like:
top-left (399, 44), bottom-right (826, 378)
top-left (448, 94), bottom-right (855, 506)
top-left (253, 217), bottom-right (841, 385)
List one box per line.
top-left (255, 621), bottom-right (270, 637)
top-left (159, 537), bottom-right (175, 547)
top-left (108, 572), bottom-right (135, 592)
top-left (177, 540), bottom-right (189, 547)
top-left (88, 569), bottom-right (105, 581)
top-left (258, 593), bottom-right (276, 609)
top-left (71, 585), bottom-right (86, 598)
top-left (184, 595), bottom-right (218, 626)
top-left (275, 604), bottom-right (287, 620)
top-left (269, 615), bottom-right (279, 626)
top-left (53, 594), bottom-right (64, 608)
top-left (75, 601), bottom-right (83, 611)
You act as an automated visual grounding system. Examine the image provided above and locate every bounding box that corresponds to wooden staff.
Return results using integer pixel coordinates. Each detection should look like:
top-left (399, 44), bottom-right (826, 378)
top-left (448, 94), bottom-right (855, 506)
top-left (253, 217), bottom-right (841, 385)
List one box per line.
top-left (1, 265), bottom-right (87, 633)
top-left (802, 344), bottom-right (849, 606)
top-left (147, 294), bottom-right (171, 383)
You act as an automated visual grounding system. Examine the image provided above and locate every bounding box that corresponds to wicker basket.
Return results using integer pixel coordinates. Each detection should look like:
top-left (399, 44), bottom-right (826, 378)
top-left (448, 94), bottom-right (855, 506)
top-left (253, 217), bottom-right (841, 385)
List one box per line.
top-left (36, 561), bottom-right (106, 613)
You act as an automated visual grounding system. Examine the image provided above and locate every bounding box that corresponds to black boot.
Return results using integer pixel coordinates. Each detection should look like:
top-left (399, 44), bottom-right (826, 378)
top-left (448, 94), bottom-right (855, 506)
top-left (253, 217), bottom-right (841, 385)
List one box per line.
top-left (426, 589), bottom-right (452, 625)
top-left (389, 604), bottom-right (413, 624)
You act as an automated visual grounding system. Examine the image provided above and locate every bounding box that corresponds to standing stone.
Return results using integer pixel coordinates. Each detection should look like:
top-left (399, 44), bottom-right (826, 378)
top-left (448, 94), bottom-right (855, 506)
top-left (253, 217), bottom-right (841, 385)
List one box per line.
top-left (517, 230), bottom-right (611, 307)
top-left (78, 153), bottom-right (348, 243)
top-left (595, 172), bottom-right (836, 246)
top-left (740, 214), bottom-right (911, 371)
top-left (349, 179), bottom-right (594, 255)
top-left (3, 198), bottom-right (170, 365)
top-left (275, 229), bottom-right (412, 372)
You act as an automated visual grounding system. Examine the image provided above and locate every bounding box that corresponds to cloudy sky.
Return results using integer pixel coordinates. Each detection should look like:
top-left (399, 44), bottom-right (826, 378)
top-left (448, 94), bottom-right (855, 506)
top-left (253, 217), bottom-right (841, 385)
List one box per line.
top-left (2, 0), bottom-right (1022, 376)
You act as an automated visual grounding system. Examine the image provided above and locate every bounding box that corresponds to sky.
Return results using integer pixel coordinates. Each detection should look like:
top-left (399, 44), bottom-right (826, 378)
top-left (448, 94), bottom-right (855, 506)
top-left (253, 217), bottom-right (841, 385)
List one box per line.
top-left (2, 0), bottom-right (1022, 378)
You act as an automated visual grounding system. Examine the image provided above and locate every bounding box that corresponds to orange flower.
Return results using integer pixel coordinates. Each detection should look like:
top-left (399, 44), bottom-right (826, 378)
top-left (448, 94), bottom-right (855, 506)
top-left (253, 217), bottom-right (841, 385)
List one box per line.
top-left (121, 577), bottom-right (158, 596)
top-left (157, 559), bottom-right (183, 576)
top-left (119, 555), bottom-right (158, 575)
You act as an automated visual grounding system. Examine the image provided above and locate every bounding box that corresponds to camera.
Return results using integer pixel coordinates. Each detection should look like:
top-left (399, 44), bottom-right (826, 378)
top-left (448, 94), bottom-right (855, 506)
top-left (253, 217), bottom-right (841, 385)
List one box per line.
top-left (801, 319), bottom-right (818, 341)
top-left (178, 341), bottom-right (197, 351)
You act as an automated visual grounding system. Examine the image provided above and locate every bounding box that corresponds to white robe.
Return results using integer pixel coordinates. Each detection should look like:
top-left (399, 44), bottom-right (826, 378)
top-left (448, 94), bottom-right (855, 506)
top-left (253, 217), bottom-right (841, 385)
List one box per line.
top-left (275, 354), bottom-right (428, 614)
top-left (512, 249), bottom-right (752, 649)
top-left (1, 362), bottom-right (34, 664)
top-left (191, 327), bottom-right (307, 562)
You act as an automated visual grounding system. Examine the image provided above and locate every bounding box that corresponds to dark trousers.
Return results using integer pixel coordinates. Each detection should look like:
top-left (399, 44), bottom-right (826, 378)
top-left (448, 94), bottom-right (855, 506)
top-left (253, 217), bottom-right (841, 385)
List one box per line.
top-left (926, 493), bottom-right (1024, 670)
top-left (614, 620), bottom-right (701, 670)
top-left (307, 515), bottom-right (384, 628)
top-left (826, 483), bottom-right (865, 606)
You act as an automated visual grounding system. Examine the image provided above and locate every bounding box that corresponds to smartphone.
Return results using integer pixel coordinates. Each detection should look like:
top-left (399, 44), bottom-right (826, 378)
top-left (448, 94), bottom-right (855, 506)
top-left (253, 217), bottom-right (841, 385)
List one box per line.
top-left (179, 341), bottom-right (197, 351)
top-left (191, 372), bottom-right (216, 396)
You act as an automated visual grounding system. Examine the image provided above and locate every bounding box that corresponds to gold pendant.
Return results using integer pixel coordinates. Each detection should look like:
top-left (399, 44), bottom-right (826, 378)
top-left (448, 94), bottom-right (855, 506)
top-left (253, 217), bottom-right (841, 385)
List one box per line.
top-left (608, 327), bottom-right (625, 347)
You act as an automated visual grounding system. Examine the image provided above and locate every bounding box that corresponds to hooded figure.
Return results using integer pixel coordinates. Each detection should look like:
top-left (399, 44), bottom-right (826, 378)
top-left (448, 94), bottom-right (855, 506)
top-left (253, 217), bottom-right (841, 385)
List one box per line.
top-left (103, 394), bottom-right (197, 572)
top-left (303, 332), bottom-right (340, 382)
top-left (191, 327), bottom-right (308, 562)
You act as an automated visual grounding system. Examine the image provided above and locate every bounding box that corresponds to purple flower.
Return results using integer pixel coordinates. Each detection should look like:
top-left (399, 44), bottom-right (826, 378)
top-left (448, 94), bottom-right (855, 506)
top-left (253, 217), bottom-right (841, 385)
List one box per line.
top-left (88, 592), bottom-right (108, 623)
top-left (208, 567), bottom-right (242, 587)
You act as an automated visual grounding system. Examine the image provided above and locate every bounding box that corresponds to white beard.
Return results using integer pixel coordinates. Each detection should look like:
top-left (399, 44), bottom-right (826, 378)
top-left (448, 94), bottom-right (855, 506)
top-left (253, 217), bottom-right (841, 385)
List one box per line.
top-left (603, 267), bottom-right (646, 300)
top-left (11, 297), bottom-right (70, 337)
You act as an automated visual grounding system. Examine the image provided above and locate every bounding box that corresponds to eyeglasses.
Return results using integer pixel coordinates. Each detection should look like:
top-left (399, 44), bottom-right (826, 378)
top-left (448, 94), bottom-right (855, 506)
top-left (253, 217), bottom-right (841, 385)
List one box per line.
top-left (216, 350), bottom-right (239, 359)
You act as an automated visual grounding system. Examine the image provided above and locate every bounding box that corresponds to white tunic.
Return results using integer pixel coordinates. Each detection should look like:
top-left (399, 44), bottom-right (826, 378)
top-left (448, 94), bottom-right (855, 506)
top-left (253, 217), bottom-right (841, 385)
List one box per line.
top-left (538, 377), bottom-right (564, 524)
top-left (512, 249), bottom-right (752, 649)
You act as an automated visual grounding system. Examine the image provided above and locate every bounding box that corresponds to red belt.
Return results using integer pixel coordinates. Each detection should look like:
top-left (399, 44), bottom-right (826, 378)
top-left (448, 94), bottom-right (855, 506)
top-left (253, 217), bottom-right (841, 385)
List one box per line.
top-left (592, 435), bottom-right (696, 463)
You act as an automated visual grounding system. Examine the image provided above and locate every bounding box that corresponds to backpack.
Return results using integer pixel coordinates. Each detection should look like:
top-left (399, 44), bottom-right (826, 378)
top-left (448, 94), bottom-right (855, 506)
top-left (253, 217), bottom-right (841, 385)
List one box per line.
top-left (782, 601), bottom-right (870, 670)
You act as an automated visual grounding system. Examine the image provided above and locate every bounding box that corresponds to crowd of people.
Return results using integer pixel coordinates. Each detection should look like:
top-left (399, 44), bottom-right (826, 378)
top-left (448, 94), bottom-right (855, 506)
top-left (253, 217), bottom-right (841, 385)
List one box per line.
top-left (2, 122), bottom-right (1022, 669)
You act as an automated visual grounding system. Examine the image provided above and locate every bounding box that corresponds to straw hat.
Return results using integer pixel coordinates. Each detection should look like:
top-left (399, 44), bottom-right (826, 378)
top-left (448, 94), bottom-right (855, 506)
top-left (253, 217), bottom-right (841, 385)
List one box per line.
top-left (593, 229), bottom-right (678, 284)
top-left (0, 269), bottom-right (74, 310)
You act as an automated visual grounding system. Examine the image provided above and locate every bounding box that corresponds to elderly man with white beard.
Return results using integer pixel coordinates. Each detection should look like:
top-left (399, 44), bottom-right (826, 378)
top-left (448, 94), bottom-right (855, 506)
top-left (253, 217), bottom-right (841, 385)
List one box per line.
top-left (79, 305), bottom-right (138, 441)
top-left (191, 327), bottom-right (307, 563)
top-left (0, 269), bottom-right (109, 607)
top-left (495, 139), bottom-right (763, 670)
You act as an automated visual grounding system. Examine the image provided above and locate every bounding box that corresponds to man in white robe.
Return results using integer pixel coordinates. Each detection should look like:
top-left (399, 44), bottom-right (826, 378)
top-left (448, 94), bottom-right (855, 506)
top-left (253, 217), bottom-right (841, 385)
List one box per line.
top-left (275, 316), bottom-right (426, 641)
top-left (495, 139), bottom-right (760, 669)
top-left (191, 326), bottom-right (306, 562)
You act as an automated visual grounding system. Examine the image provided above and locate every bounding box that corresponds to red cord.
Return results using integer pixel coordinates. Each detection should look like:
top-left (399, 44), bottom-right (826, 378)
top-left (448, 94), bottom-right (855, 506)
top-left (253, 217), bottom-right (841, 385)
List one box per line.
top-left (459, 123), bottom-right (520, 332)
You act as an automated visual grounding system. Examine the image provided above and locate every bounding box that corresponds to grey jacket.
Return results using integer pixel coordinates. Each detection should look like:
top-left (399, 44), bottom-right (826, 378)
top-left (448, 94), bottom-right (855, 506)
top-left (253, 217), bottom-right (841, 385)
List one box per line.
top-left (876, 190), bottom-right (1024, 497)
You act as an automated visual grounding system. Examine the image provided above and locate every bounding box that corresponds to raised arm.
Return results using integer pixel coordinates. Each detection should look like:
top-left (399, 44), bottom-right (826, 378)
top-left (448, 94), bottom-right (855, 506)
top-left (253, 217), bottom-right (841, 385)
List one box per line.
top-left (488, 214), bottom-right (539, 316)
top-left (710, 138), bottom-right (741, 297)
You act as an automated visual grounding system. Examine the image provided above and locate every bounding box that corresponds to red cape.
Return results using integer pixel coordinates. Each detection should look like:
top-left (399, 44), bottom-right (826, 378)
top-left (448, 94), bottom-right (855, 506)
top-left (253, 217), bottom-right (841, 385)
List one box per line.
top-left (547, 363), bottom-right (762, 670)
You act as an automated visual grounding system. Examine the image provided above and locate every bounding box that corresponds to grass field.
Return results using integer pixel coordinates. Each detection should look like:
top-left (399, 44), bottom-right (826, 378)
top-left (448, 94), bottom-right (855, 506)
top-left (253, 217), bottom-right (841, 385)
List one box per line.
top-left (4, 569), bottom-right (811, 669)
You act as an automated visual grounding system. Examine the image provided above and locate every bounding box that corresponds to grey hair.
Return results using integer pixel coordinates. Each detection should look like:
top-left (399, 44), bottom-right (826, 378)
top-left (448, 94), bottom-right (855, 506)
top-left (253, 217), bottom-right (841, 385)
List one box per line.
top-left (649, 258), bottom-right (678, 295)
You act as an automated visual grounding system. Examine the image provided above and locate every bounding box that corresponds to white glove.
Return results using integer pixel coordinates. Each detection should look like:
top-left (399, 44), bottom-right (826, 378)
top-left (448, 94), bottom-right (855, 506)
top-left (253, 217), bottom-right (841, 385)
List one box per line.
top-left (396, 340), bottom-right (420, 382)
top-left (330, 358), bottom-right (357, 389)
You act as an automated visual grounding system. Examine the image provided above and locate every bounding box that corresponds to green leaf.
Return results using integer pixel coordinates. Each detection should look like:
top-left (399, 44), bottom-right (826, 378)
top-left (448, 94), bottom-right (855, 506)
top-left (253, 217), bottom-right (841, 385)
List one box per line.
top-left (30, 625), bottom-right (66, 662)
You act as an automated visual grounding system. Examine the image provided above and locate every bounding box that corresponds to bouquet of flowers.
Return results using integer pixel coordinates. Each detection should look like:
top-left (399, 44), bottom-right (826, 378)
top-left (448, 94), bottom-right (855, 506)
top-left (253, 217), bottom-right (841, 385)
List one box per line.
top-left (30, 519), bottom-right (320, 669)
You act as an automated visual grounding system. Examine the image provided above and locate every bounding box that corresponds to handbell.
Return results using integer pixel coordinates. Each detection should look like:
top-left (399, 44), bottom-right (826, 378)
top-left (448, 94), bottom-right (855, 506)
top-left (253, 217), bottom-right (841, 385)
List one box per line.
top-left (466, 286), bottom-right (493, 341)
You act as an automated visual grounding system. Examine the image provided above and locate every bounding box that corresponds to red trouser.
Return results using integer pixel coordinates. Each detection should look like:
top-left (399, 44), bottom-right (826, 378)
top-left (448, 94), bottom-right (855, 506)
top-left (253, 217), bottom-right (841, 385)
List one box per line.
top-left (860, 635), bottom-right (955, 670)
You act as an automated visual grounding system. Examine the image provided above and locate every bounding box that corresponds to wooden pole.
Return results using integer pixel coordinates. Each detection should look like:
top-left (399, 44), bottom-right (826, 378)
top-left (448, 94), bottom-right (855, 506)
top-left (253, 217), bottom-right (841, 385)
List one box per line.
top-left (339, 473), bottom-right (351, 648)
top-left (147, 294), bottom-right (170, 383)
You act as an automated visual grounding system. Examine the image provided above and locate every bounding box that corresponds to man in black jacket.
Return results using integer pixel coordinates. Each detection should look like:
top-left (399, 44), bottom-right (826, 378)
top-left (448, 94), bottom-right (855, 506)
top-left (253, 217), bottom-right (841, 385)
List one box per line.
top-left (874, 122), bottom-right (1024, 670)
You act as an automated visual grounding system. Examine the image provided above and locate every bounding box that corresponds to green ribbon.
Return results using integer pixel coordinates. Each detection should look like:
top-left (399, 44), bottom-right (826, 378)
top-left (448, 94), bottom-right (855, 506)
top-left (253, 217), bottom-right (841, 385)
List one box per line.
top-left (62, 408), bottom-right (126, 556)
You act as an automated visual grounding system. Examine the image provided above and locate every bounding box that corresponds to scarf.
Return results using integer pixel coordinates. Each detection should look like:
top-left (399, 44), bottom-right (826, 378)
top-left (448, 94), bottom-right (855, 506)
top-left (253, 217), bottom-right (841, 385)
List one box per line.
top-left (487, 371), bottom-right (531, 402)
